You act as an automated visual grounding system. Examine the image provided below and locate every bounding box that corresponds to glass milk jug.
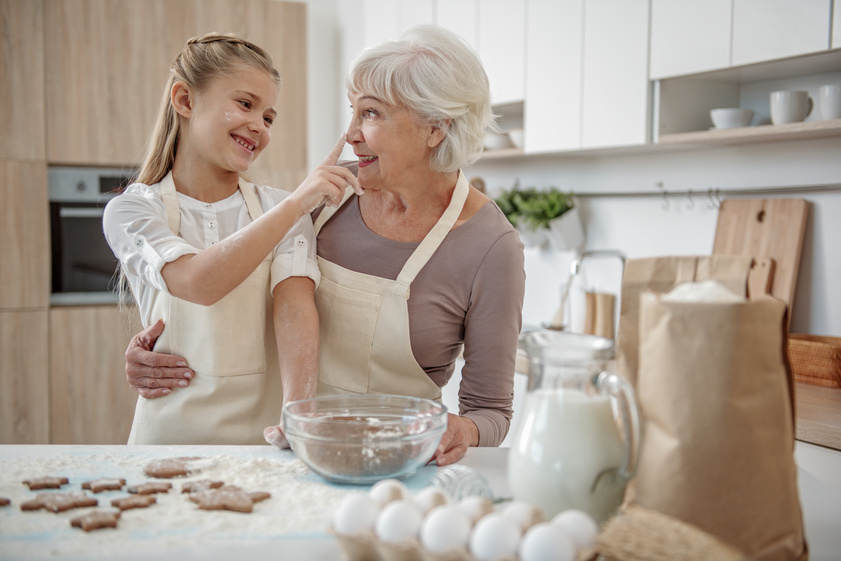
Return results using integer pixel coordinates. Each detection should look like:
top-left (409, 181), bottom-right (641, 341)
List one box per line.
top-left (508, 331), bottom-right (641, 523)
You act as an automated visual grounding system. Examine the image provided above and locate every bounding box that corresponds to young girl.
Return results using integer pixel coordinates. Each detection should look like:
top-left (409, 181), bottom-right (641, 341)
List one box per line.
top-left (103, 33), bottom-right (361, 445)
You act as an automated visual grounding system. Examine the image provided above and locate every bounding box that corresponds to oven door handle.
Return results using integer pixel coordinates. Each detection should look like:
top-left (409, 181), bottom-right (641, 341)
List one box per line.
top-left (58, 207), bottom-right (105, 218)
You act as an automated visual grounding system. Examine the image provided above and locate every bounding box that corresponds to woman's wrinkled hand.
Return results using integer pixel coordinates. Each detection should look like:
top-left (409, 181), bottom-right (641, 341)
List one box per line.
top-left (431, 413), bottom-right (479, 466)
top-left (125, 319), bottom-right (194, 399)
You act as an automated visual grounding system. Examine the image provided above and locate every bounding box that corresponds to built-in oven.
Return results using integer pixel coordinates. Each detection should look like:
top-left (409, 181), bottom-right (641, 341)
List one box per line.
top-left (48, 166), bottom-right (136, 305)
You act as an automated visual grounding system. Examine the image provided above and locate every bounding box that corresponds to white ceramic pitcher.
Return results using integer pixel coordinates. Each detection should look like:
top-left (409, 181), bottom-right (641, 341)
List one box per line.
top-left (508, 331), bottom-right (641, 523)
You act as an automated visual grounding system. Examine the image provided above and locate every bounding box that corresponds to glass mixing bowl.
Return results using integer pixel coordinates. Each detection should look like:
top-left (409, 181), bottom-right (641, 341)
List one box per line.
top-left (282, 394), bottom-right (448, 485)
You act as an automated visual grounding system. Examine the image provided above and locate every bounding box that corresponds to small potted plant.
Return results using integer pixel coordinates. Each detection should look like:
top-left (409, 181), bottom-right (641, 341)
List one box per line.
top-left (495, 181), bottom-right (584, 250)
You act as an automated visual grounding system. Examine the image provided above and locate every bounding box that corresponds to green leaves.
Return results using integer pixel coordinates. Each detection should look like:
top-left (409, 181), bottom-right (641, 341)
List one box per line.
top-left (494, 181), bottom-right (574, 230)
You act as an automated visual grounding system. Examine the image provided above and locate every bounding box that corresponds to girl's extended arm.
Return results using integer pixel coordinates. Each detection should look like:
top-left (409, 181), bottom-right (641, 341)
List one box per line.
top-left (162, 137), bottom-right (360, 305)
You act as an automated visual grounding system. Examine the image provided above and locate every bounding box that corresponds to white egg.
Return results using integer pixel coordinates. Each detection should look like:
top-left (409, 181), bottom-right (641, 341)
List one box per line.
top-left (369, 478), bottom-right (409, 507)
top-left (457, 495), bottom-right (495, 525)
top-left (518, 522), bottom-right (577, 561)
top-left (420, 504), bottom-right (472, 552)
top-left (414, 486), bottom-right (451, 515)
top-left (374, 499), bottom-right (423, 543)
top-left (333, 493), bottom-right (379, 535)
top-left (552, 509), bottom-right (599, 550)
top-left (501, 500), bottom-right (545, 532)
top-left (468, 512), bottom-right (522, 561)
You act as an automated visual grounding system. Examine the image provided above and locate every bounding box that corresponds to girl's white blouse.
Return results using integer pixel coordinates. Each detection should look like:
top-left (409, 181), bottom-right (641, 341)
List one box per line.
top-left (103, 176), bottom-right (320, 326)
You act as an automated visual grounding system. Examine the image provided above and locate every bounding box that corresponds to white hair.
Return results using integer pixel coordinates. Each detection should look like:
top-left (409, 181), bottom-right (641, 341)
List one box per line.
top-left (346, 25), bottom-right (498, 173)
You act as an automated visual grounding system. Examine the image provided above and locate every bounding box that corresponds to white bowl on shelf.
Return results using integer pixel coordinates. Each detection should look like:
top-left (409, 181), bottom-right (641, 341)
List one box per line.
top-left (483, 131), bottom-right (514, 151)
top-left (507, 128), bottom-right (525, 149)
top-left (710, 108), bottom-right (754, 129)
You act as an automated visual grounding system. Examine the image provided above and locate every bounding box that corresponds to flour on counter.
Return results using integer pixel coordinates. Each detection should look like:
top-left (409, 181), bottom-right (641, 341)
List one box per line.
top-left (0, 450), bottom-right (363, 559)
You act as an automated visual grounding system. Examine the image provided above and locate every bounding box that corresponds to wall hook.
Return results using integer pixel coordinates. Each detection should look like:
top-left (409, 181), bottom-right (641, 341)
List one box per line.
top-left (686, 190), bottom-right (695, 210)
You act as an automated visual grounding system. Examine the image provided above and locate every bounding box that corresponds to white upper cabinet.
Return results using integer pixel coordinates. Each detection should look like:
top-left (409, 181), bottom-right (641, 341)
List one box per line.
top-left (732, 0), bottom-right (832, 66)
top-left (581, 0), bottom-right (651, 149)
top-left (478, 0), bottom-right (526, 105)
top-left (832, 0), bottom-right (841, 48)
top-left (649, 0), bottom-right (733, 79)
top-left (524, 0), bottom-right (583, 153)
top-left (436, 0), bottom-right (478, 49)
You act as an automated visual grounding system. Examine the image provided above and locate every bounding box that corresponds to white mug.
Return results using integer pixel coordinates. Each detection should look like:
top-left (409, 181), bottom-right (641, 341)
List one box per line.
top-left (770, 90), bottom-right (813, 125)
top-left (819, 85), bottom-right (841, 120)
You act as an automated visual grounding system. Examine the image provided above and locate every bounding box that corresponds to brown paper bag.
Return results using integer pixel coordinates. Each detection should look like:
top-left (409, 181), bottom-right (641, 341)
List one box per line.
top-left (624, 292), bottom-right (807, 561)
top-left (616, 256), bottom-right (753, 386)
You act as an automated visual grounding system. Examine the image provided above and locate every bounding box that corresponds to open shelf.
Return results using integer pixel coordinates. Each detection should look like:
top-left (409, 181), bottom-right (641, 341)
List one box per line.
top-left (658, 118), bottom-right (841, 146)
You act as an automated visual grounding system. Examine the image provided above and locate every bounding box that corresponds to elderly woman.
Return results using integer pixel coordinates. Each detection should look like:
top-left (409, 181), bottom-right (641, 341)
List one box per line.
top-left (123, 25), bottom-right (525, 465)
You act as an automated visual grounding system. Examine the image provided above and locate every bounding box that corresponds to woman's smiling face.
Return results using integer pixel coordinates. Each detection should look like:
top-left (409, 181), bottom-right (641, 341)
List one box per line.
top-left (346, 91), bottom-right (437, 191)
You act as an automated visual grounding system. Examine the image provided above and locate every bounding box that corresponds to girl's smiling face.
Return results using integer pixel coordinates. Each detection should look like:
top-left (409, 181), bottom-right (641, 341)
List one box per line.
top-left (346, 91), bottom-right (440, 191)
top-left (176, 64), bottom-right (278, 175)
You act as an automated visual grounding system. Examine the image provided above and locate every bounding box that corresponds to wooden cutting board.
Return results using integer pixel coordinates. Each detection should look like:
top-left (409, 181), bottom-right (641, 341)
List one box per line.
top-left (712, 198), bottom-right (809, 309)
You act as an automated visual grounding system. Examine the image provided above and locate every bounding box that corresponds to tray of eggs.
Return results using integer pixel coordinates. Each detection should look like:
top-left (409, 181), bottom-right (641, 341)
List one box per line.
top-left (330, 478), bottom-right (599, 561)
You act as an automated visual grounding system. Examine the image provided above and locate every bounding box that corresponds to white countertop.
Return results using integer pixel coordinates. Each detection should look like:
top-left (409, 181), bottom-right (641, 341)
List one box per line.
top-left (1, 441), bottom-right (839, 560)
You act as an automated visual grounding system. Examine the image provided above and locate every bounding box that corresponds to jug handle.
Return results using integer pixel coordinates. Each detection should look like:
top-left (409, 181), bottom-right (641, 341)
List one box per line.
top-left (596, 371), bottom-right (641, 480)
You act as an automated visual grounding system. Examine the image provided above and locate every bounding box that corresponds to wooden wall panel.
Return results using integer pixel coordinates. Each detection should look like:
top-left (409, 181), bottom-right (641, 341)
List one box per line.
top-left (0, 0), bottom-right (46, 161)
top-left (0, 310), bottom-right (50, 443)
top-left (0, 161), bottom-right (50, 308)
top-left (49, 305), bottom-right (141, 444)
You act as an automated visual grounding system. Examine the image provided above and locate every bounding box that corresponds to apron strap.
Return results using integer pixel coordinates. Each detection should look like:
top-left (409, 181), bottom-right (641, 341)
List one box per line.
top-left (395, 172), bottom-right (469, 286)
top-left (237, 179), bottom-right (265, 221)
top-left (159, 173), bottom-right (182, 235)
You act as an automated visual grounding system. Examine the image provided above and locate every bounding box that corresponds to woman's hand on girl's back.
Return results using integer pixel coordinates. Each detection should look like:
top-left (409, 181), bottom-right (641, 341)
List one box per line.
top-left (290, 135), bottom-right (363, 214)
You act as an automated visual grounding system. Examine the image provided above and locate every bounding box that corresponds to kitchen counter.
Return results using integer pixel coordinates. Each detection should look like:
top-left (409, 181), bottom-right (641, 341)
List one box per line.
top-left (1, 442), bottom-right (839, 560)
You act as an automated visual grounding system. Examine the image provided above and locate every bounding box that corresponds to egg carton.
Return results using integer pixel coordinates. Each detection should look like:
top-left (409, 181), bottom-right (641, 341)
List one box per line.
top-left (332, 529), bottom-right (597, 561)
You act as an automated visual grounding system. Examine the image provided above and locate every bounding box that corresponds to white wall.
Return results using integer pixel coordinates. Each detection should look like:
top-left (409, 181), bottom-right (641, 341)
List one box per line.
top-left (297, 1), bottom-right (841, 338)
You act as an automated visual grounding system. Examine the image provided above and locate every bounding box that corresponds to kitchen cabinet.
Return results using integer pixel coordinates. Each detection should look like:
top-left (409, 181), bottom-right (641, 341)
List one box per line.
top-left (524, 0), bottom-right (583, 153)
top-left (835, 0), bottom-right (841, 49)
top-left (478, 0), bottom-right (526, 106)
top-left (0, 161), bottom-right (50, 310)
top-left (0, 0), bottom-right (45, 162)
top-left (0, 311), bottom-right (50, 444)
top-left (436, 0), bottom-right (478, 49)
top-left (581, 0), bottom-right (650, 149)
top-left (732, 0), bottom-right (832, 67)
top-left (649, 0), bottom-right (732, 80)
top-left (522, 0), bottom-right (650, 153)
top-left (43, 0), bottom-right (308, 187)
top-left (48, 305), bottom-right (141, 444)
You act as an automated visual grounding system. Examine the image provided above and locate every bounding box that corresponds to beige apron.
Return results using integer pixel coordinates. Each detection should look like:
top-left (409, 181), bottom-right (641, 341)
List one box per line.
top-left (127, 175), bottom-right (282, 445)
top-left (313, 172), bottom-right (469, 400)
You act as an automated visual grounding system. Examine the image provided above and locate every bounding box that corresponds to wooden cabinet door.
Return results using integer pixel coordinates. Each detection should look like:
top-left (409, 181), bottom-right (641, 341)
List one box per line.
top-left (649, 0), bottom-right (732, 79)
top-left (478, 0), bottom-right (526, 106)
top-left (0, 161), bottom-right (49, 309)
top-left (0, 0), bottom-right (46, 161)
top-left (732, 0), bottom-right (832, 66)
top-left (44, 0), bottom-right (308, 185)
top-left (49, 305), bottom-right (141, 444)
top-left (0, 310), bottom-right (50, 443)
top-left (524, 0), bottom-right (583, 153)
top-left (581, 0), bottom-right (651, 149)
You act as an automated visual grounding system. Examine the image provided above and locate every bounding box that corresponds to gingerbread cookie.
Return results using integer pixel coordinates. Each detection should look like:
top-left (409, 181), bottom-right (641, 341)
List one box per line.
top-left (82, 478), bottom-right (126, 493)
top-left (21, 492), bottom-right (98, 513)
top-left (143, 457), bottom-right (205, 478)
top-left (111, 495), bottom-right (157, 511)
top-left (127, 482), bottom-right (172, 495)
top-left (22, 476), bottom-right (69, 490)
top-left (181, 479), bottom-right (225, 493)
top-left (188, 485), bottom-right (271, 513)
top-left (0, 497), bottom-right (10, 507)
top-left (71, 510), bottom-right (121, 532)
